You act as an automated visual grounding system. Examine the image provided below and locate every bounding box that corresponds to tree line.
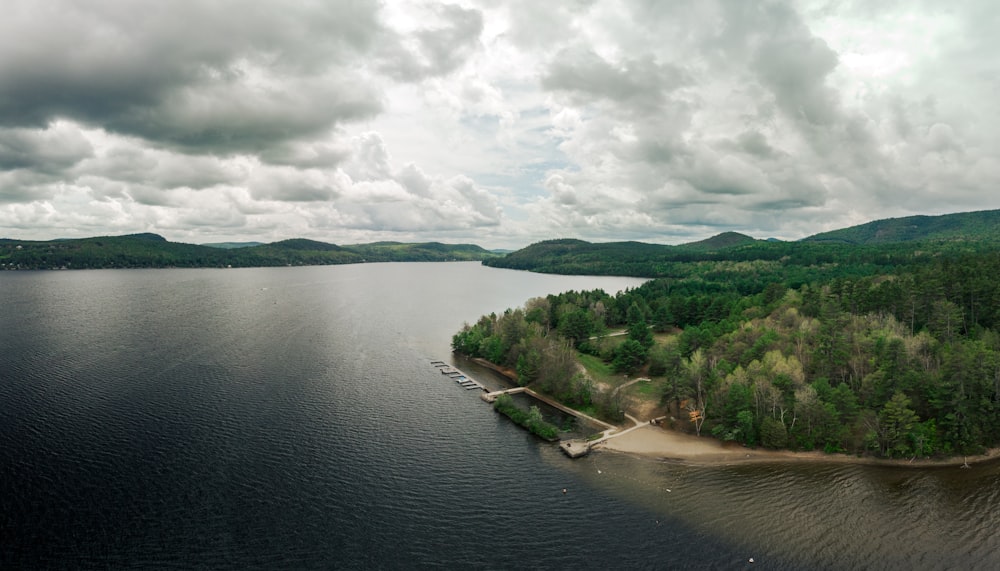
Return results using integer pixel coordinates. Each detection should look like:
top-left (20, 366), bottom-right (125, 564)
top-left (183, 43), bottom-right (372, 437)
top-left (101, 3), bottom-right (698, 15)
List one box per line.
top-left (0, 234), bottom-right (498, 270)
top-left (454, 251), bottom-right (1000, 458)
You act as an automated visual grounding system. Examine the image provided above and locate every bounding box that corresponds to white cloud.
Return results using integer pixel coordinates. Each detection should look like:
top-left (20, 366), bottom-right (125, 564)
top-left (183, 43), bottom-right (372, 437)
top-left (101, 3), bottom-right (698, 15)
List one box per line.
top-left (2, 0), bottom-right (1000, 248)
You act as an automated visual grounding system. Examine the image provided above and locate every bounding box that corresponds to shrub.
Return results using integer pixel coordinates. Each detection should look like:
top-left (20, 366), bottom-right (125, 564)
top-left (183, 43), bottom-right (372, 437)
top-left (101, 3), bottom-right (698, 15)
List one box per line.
top-left (493, 395), bottom-right (560, 441)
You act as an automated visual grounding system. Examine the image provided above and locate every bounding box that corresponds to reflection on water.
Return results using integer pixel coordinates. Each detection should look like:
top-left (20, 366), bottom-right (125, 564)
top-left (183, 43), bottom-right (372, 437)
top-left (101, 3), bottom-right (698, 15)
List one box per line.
top-left (2, 264), bottom-right (998, 569)
top-left (466, 330), bottom-right (1000, 568)
top-left (557, 449), bottom-right (1000, 569)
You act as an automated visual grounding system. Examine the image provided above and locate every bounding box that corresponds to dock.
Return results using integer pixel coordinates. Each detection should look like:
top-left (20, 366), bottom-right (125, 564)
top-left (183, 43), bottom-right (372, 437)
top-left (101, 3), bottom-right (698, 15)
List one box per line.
top-left (433, 359), bottom-right (638, 459)
top-left (431, 360), bottom-right (486, 391)
top-left (481, 386), bottom-right (615, 458)
top-left (480, 386), bottom-right (527, 403)
top-left (521, 388), bottom-right (616, 431)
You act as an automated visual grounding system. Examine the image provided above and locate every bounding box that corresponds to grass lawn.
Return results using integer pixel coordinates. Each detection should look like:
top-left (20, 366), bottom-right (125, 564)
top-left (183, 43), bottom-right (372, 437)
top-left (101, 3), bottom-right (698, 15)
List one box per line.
top-left (633, 380), bottom-right (660, 397)
top-left (578, 351), bottom-right (662, 402)
top-left (577, 345), bottom-right (668, 411)
top-left (577, 352), bottom-right (626, 388)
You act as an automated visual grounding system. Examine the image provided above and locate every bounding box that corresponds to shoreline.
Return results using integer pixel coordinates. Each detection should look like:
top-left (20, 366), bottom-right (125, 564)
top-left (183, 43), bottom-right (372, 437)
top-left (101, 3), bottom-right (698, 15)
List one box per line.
top-left (467, 356), bottom-right (520, 383)
top-left (458, 354), bottom-right (1000, 469)
top-left (594, 424), bottom-right (1000, 469)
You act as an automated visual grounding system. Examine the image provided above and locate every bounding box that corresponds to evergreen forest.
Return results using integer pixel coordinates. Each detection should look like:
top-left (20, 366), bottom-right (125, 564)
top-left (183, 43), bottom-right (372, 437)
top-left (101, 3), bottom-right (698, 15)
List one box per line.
top-left (0, 233), bottom-right (499, 270)
top-left (454, 216), bottom-right (1000, 459)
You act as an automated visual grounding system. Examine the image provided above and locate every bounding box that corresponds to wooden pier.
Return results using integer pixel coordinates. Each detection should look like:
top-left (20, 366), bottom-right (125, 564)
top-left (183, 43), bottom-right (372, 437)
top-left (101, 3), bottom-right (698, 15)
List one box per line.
top-left (432, 359), bottom-right (641, 459)
top-left (481, 386), bottom-right (617, 458)
top-left (521, 388), bottom-right (616, 431)
top-left (480, 386), bottom-right (527, 403)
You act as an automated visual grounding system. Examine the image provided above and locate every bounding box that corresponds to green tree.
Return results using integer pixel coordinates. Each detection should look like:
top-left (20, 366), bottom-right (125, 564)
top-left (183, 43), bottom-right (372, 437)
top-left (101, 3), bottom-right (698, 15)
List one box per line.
top-left (879, 391), bottom-right (920, 457)
top-left (558, 308), bottom-right (594, 347)
top-left (648, 344), bottom-right (682, 378)
top-left (626, 302), bottom-right (654, 348)
top-left (684, 350), bottom-right (709, 436)
top-left (760, 416), bottom-right (788, 449)
top-left (910, 419), bottom-right (938, 457)
top-left (516, 347), bottom-right (542, 384)
top-left (722, 381), bottom-right (752, 429)
top-left (653, 302), bottom-right (674, 332)
top-left (480, 335), bottom-right (505, 364)
top-left (737, 410), bottom-right (757, 446)
top-left (613, 339), bottom-right (648, 374)
top-left (527, 405), bottom-right (545, 430)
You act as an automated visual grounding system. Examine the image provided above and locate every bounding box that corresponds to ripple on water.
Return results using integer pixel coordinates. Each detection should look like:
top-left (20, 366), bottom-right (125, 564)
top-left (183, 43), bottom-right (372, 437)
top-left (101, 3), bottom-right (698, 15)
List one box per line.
top-left (3, 266), bottom-right (999, 570)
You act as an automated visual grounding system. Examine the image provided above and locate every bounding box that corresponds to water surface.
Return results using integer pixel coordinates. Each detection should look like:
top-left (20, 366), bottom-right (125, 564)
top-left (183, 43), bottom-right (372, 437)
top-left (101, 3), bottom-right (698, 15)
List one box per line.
top-left (1, 263), bottom-right (997, 569)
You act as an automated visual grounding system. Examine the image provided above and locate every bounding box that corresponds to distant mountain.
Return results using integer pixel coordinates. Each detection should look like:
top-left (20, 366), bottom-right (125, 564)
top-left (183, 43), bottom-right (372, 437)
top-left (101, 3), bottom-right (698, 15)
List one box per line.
top-left (483, 211), bottom-right (1000, 278)
top-left (342, 241), bottom-right (498, 262)
top-left (123, 232), bottom-right (168, 242)
top-left (0, 234), bottom-right (498, 270)
top-left (8, 208), bottom-right (999, 273)
top-left (201, 241), bottom-right (264, 249)
top-left (266, 238), bottom-right (349, 252)
top-left (680, 231), bottom-right (757, 251)
top-left (802, 209), bottom-right (1000, 244)
top-left (484, 233), bottom-right (763, 276)
top-left (486, 239), bottom-right (664, 273)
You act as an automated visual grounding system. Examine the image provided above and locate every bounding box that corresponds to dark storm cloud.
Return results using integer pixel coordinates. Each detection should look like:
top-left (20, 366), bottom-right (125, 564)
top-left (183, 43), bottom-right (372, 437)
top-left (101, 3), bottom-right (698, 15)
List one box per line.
top-left (248, 167), bottom-right (342, 202)
top-left (0, 124), bottom-right (93, 173)
top-left (81, 144), bottom-right (236, 190)
top-left (0, 0), bottom-right (383, 153)
top-left (0, 171), bottom-right (58, 203)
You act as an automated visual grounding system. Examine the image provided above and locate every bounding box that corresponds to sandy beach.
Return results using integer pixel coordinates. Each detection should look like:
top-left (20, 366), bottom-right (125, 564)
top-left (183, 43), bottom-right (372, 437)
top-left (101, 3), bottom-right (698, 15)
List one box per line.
top-left (467, 356), bottom-right (1000, 469)
top-left (595, 424), bottom-right (1000, 468)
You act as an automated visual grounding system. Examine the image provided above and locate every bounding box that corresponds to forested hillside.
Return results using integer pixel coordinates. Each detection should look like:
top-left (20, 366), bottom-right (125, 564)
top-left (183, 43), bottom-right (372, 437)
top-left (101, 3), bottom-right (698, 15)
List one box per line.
top-left (454, 248), bottom-right (1000, 459)
top-left (0, 234), bottom-right (498, 270)
top-left (803, 209), bottom-right (1000, 244)
top-left (342, 241), bottom-right (496, 262)
top-left (485, 209), bottom-right (1000, 278)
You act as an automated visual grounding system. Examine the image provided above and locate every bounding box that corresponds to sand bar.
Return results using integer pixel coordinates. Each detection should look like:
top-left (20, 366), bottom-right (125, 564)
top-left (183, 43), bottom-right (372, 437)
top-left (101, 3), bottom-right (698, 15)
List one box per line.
top-left (595, 424), bottom-right (1000, 468)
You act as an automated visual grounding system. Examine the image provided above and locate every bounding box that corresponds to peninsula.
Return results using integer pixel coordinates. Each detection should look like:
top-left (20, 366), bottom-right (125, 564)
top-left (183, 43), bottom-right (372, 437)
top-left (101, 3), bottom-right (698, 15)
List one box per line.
top-left (453, 208), bottom-right (1000, 464)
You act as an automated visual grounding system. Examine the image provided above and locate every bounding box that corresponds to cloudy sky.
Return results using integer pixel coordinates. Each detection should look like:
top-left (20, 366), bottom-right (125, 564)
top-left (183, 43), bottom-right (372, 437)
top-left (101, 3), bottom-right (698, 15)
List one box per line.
top-left (1, 1), bottom-right (998, 248)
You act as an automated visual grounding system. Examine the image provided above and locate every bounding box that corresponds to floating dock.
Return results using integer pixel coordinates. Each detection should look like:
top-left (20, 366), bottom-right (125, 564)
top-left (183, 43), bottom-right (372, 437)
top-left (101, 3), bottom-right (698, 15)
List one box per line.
top-left (431, 360), bottom-right (485, 391)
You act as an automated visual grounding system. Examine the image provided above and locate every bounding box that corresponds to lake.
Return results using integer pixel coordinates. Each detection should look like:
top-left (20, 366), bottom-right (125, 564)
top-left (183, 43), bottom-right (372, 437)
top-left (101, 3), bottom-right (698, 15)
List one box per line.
top-left (2, 262), bottom-right (998, 569)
